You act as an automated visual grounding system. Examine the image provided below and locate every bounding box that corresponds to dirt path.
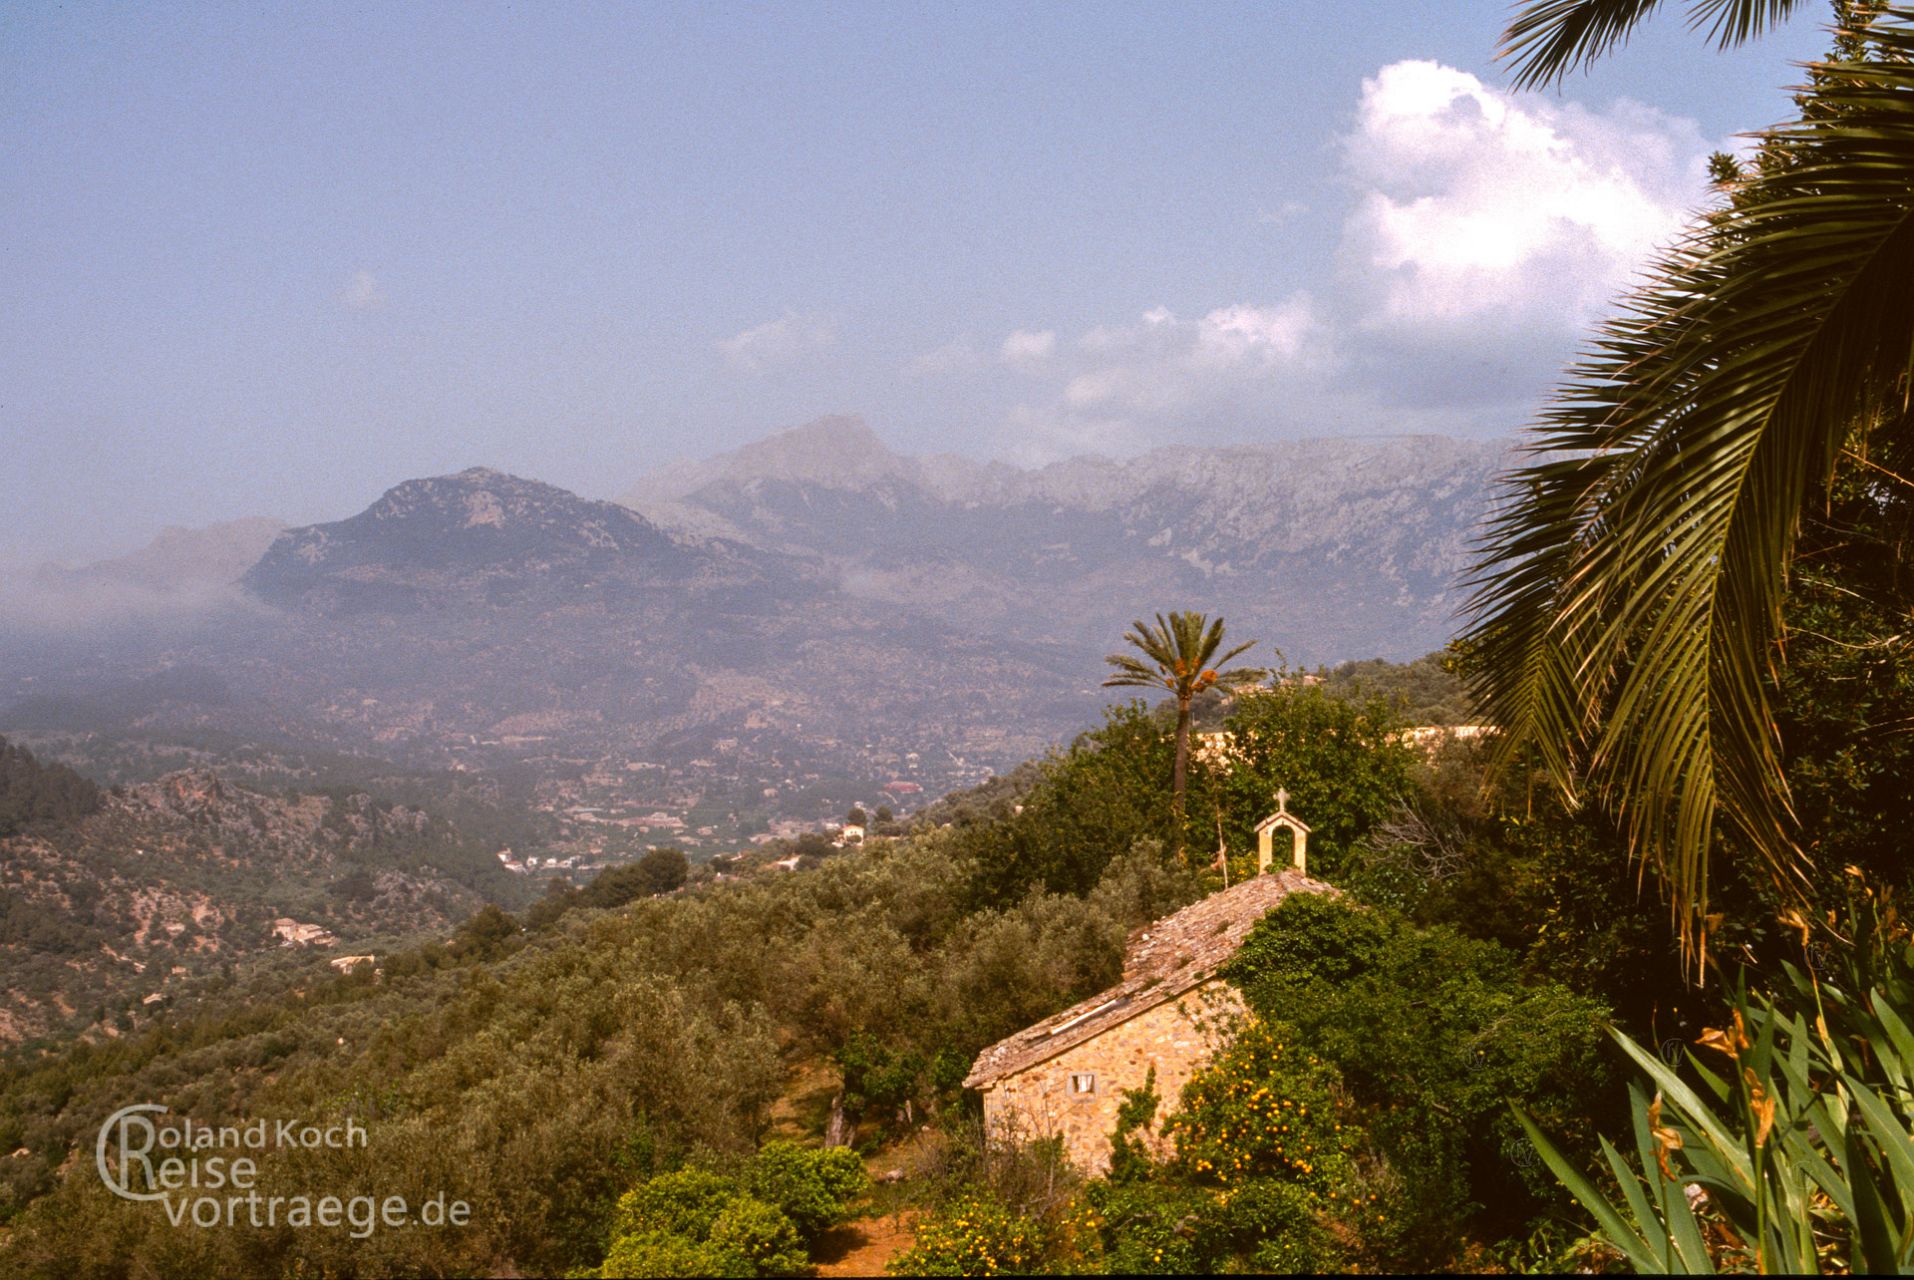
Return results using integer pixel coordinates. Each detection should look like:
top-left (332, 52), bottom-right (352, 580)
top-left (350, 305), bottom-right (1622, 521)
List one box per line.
top-left (813, 1210), bottom-right (919, 1277)
top-left (765, 1056), bottom-right (840, 1142)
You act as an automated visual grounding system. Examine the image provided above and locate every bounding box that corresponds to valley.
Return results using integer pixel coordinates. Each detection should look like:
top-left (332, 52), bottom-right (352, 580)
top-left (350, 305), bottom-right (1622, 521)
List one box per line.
top-left (0, 739), bottom-right (519, 1045)
top-left (1, 421), bottom-right (1506, 852)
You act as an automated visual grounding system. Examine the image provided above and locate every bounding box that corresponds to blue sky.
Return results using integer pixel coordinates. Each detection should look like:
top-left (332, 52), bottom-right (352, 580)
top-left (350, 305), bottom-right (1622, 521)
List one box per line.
top-left (1, 1), bottom-right (1830, 562)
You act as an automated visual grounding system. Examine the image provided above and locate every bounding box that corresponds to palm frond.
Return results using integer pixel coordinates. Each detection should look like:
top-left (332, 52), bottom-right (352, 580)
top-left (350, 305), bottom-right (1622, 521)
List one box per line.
top-left (1465, 7), bottom-right (1914, 955)
top-left (1102, 611), bottom-right (1259, 695)
top-left (1210, 639), bottom-right (1258, 670)
top-left (1501, 0), bottom-right (1809, 89)
top-left (1104, 655), bottom-right (1170, 689)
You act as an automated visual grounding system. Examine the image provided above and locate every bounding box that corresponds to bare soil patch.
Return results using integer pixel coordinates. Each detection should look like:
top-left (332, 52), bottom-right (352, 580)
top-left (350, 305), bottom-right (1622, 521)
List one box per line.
top-left (813, 1210), bottom-right (920, 1277)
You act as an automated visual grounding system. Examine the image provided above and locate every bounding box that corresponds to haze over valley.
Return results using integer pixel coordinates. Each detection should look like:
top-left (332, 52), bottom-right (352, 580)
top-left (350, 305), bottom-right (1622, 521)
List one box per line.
top-left (2, 417), bottom-right (1504, 851)
top-left (8, 5), bottom-right (1888, 1273)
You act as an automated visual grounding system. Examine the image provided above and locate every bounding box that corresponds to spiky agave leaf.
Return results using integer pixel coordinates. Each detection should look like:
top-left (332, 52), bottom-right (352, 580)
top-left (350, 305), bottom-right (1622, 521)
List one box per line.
top-left (1465, 7), bottom-right (1914, 957)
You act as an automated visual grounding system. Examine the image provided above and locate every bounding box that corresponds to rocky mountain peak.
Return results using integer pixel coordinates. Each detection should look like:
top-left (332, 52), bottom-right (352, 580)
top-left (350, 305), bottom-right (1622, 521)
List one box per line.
top-left (728, 415), bottom-right (899, 481)
top-left (624, 415), bottom-right (916, 505)
top-left (246, 468), bottom-right (682, 599)
top-left (142, 769), bottom-right (230, 818)
top-left (364, 467), bottom-right (595, 521)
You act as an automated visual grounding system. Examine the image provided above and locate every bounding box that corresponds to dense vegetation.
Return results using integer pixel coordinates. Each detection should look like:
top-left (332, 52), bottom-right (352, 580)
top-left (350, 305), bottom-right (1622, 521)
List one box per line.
top-left (1319, 652), bottom-right (1475, 726)
top-left (0, 734), bottom-right (101, 837)
top-left (593, 1142), bottom-right (867, 1277)
top-left (2, 8), bottom-right (1909, 1268)
top-left (0, 665), bottom-right (1707, 1276)
top-left (523, 845), bottom-right (691, 930)
top-left (0, 557), bottom-right (1902, 1275)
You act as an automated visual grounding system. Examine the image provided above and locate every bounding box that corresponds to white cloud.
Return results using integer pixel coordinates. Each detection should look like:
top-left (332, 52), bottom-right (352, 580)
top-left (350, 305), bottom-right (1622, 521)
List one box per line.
top-left (340, 269), bottom-right (384, 311)
top-left (1067, 298), bottom-right (1324, 408)
top-left (717, 310), bottom-right (837, 374)
top-left (1191, 302), bottom-right (1313, 367)
top-left (905, 336), bottom-right (984, 379)
top-left (999, 404), bottom-right (1149, 466)
top-left (1339, 59), bottom-right (1711, 332)
top-left (981, 60), bottom-right (1721, 456)
top-left (996, 296), bottom-right (1335, 459)
top-left (999, 328), bottom-right (1057, 367)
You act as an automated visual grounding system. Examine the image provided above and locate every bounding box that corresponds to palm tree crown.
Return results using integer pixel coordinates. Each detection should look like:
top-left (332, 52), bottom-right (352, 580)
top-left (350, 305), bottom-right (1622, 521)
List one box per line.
top-left (1468, 0), bottom-right (1914, 957)
top-left (1105, 612), bottom-right (1262, 858)
top-left (1103, 612), bottom-right (1260, 700)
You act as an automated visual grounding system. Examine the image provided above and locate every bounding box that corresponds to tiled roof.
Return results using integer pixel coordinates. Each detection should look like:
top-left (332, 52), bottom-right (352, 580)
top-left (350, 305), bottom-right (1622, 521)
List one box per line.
top-left (963, 869), bottom-right (1331, 1087)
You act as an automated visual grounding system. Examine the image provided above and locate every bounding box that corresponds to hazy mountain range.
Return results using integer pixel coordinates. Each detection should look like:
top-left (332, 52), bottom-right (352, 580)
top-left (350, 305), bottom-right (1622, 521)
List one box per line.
top-left (624, 416), bottom-right (1503, 658)
top-left (3, 517), bottom-right (285, 628)
top-left (0, 418), bottom-right (1510, 812)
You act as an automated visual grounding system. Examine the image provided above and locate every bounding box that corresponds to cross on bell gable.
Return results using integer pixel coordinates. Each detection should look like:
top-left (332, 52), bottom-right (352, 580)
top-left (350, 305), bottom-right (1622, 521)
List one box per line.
top-left (1253, 788), bottom-right (1311, 876)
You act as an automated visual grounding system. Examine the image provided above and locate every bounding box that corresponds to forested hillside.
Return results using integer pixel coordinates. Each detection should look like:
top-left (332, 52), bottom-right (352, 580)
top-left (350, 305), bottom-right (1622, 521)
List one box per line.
top-left (0, 735), bottom-right (101, 837)
top-left (1, 536), bottom-right (1906, 1275)
top-left (0, 741), bottom-right (526, 1047)
top-left (0, 676), bottom-right (1679, 1276)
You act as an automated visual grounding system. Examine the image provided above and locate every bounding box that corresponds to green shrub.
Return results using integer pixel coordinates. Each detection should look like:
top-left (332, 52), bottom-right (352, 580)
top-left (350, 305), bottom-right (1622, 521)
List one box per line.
top-left (834, 1032), bottom-right (925, 1120)
top-left (1081, 1175), bottom-right (1338, 1275)
top-left (1083, 1180), bottom-right (1208, 1274)
top-left (1220, 893), bottom-right (1613, 1258)
top-left (706, 1195), bottom-right (808, 1277)
top-left (888, 1194), bottom-right (1049, 1276)
top-left (610, 1166), bottom-right (739, 1241)
top-left (1218, 1179), bottom-right (1337, 1271)
top-left (598, 1230), bottom-right (746, 1279)
top-left (745, 1141), bottom-right (867, 1241)
top-left (1165, 1018), bottom-right (1351, 1192)
top-left (602, 1159), bottom-right (817, 1279)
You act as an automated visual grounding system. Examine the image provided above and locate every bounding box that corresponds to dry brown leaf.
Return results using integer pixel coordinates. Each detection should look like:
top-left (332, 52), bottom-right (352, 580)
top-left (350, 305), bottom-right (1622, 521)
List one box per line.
top-left (1648, 1094), bottom-right (1685, 1181)
top-left (1746, 1069), bottom-right (1776, 1148)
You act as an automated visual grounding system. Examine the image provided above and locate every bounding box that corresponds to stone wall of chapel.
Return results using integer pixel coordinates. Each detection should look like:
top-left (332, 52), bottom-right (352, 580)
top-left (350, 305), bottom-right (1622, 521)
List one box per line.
top-left (979, 981), bottom-right (1244, 1175)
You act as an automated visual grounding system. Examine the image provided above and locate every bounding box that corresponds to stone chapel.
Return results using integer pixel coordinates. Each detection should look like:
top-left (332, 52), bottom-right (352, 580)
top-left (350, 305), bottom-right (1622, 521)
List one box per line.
top-left (963, 796), bottom-right (1332, 1173)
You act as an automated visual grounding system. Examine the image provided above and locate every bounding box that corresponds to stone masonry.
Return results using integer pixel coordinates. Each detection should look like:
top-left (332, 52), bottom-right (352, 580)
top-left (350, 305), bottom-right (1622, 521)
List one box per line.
top-left (965, 864), bottom-right (1333, 1176)
top-left (976, 979), bottom-right (1244, 1174)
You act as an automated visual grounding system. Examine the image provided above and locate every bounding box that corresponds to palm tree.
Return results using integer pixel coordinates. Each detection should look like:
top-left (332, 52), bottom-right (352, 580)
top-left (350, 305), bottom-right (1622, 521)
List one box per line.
top-left (1499, 0), bottom-right (1816, 90)
top-left (1466, 0), bottom-right (1914, 958)
top-left (1104, 612), bottom-right (1262, 858)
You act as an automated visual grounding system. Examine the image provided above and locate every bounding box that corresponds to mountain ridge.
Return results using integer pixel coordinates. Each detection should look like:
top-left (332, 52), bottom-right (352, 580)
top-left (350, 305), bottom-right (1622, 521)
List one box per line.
top-left (624, 416), bottom-right (1506, 515)
top-left (619, 416), bottom-right (1509, 657)
top-left (247, 468), bottom-right (689, 594)
top-left (2, 423), bottom-right (1510, 835)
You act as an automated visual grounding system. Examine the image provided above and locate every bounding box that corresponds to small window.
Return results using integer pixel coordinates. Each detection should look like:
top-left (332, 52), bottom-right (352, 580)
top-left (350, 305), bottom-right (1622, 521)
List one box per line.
top-left (1069, 1073), bottom-right (1096, 1095)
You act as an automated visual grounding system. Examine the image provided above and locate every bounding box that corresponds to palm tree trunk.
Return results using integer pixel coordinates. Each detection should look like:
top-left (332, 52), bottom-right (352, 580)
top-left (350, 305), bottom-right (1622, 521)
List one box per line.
top-left (1173, 696), bottom-right (1191, 861)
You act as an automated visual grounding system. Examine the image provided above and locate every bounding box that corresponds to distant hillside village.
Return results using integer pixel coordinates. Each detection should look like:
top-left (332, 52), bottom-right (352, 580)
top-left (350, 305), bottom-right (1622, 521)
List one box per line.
top-left (500, 717), bottom-right (1488, 890)
top-left (496, 794), bottom-right (906, 881)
